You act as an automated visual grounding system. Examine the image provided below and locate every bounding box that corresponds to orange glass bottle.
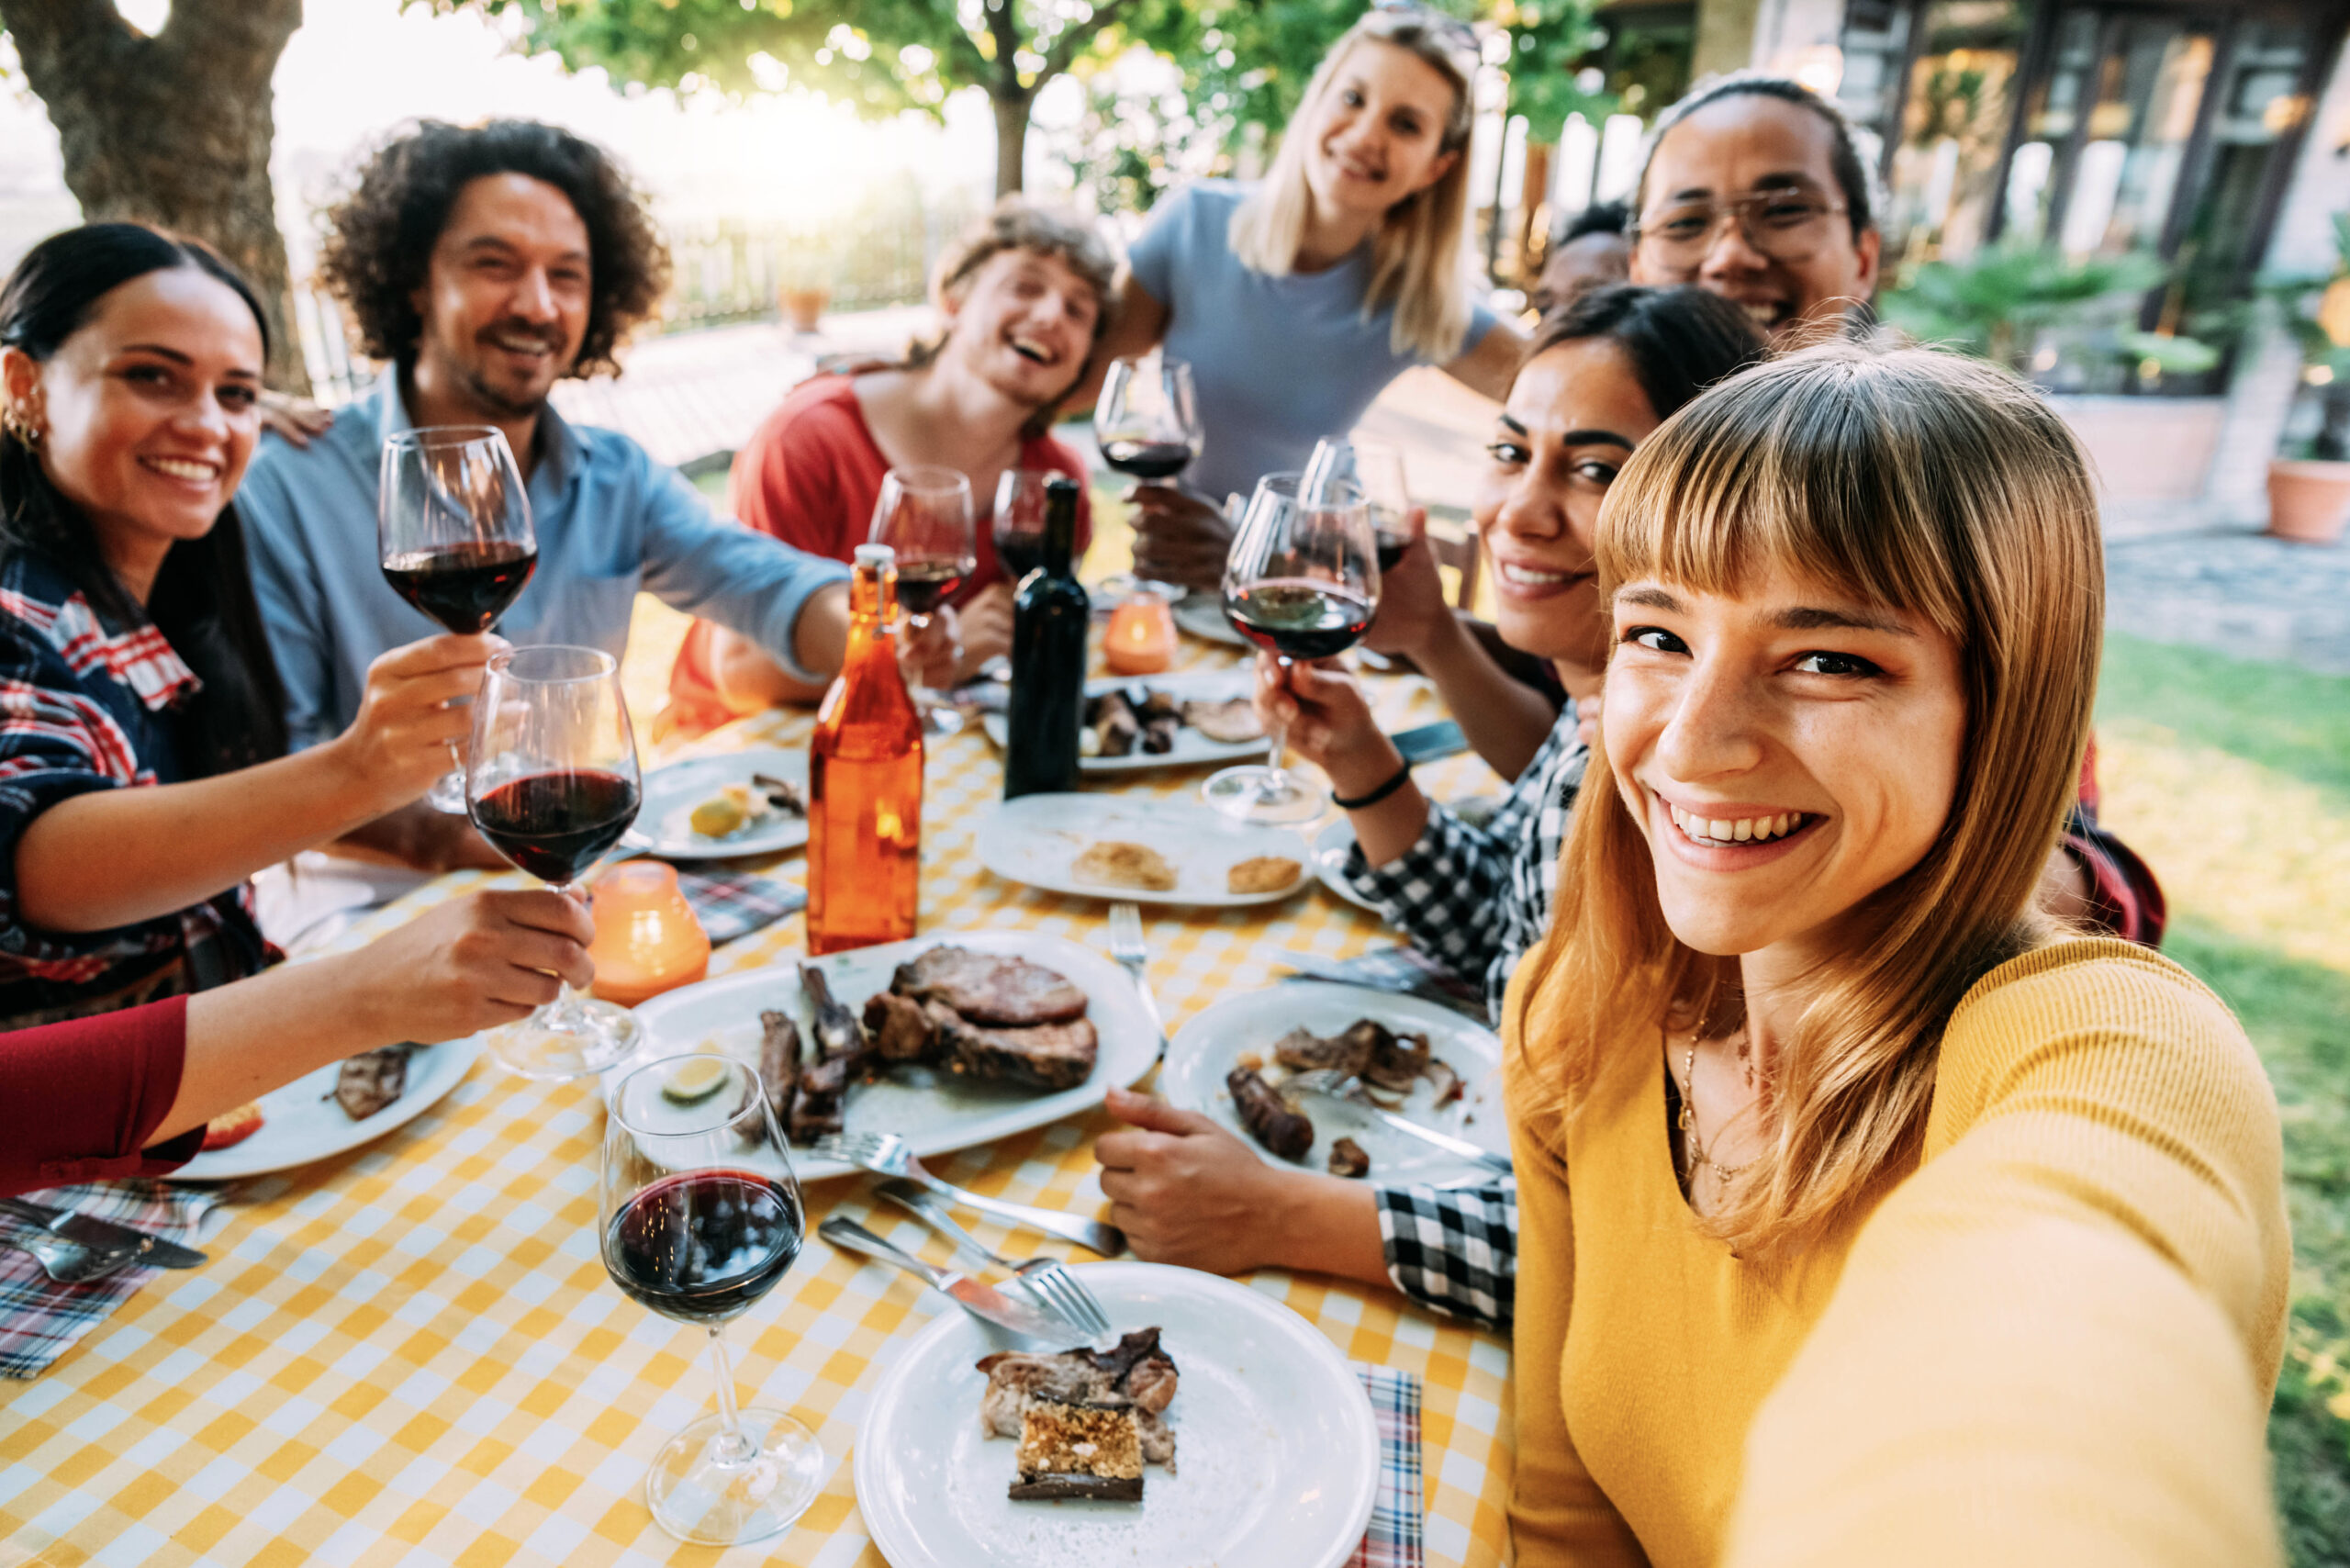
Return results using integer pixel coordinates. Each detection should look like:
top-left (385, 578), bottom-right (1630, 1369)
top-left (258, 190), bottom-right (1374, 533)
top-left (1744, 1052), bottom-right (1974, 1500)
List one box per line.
top-left (807, 543), bottom-right (923, 953)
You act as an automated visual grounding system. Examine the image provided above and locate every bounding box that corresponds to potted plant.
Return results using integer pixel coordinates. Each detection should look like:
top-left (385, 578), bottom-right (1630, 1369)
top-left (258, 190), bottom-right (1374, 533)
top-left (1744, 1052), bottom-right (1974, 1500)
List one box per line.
top-left (2263, 213), bottom-right (2350, 544)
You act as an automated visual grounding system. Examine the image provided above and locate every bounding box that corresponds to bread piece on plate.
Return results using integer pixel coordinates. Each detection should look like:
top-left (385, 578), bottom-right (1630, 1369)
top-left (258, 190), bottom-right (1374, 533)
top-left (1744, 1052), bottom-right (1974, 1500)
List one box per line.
top-left (1009, 1400), bottom-right (1147, 1501)
top-left (1181, 697), bottom-right (1264, 745)
top-left (1072, 839), bottom-right (1177, 892)
top-left (1226, 855), bottom-right (1302, 894)
top-left (202, 1102), bottom-right (264, 1151)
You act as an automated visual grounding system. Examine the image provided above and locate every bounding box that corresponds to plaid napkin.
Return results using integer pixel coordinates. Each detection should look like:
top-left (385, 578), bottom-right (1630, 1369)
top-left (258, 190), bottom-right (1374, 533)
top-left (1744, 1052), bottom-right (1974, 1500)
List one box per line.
top-left (0, 1181), bottom-right (227, 1379)
top-left (672, 867), bottom-right (807, 946)
top-left (1348, 1362), bottom-right (1426, 1568)
top-left (1282, 946), bottom-right (1489, 1020)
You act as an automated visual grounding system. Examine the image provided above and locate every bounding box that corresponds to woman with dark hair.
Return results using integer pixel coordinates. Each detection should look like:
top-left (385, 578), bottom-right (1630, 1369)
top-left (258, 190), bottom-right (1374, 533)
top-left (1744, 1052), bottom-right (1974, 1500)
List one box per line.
top-left (1091, 285), bottom-right (1769, 1327)
top-left (0, 223), bottom-right (530, 1028)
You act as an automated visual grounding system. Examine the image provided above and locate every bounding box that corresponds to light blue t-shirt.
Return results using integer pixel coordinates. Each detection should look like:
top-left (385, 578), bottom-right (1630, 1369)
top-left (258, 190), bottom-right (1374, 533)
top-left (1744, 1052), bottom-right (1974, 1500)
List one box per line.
top-left (238, 371), bottom-right (851, 751)
top-left (1126, 180), bottom-right (1501, 506)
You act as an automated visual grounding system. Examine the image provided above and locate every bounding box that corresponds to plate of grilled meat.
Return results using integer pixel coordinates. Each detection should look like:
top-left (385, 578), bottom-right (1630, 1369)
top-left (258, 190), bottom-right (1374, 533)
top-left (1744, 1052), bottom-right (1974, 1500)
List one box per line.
top-left (174, 1037), bottom-right (481, 1182)
top-left (854, 1260), bottom-right (1377, 1568)
top-left (980, 671), bottom-right (1266, 774)
top-left (618, 932), bottom-right (1159, 1181)
top-left (1160, 982), bottom-right (1507, 1187)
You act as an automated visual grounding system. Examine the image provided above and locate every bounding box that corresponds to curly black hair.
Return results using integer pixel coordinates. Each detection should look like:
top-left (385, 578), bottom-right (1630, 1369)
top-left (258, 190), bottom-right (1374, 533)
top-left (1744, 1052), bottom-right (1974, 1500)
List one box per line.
top-left (319, 119), bottom-right (671, 378)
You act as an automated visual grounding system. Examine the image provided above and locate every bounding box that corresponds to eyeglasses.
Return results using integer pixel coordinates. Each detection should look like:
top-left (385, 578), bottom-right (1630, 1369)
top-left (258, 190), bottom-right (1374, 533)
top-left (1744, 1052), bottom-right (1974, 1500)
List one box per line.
top-left (1629, 189), bottom-right (1849, 271)
top-left (1367, 0), bottom-right (1481, 62)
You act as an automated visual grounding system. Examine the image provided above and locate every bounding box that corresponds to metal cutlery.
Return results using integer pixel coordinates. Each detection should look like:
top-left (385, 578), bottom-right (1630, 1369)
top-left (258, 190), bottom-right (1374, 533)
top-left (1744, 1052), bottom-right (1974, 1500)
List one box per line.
top-left (1106, 902), bottom-right (1169, 1059)
top-left (814, 1131), bottom-right (1125, 1258)
top-left (0, 1220), bottom-right (142, 1284)
top-left (0, 1196), bottom-right (206, 1269)
top-left (1284, 1070), bottom-right (1514, 1174)
top-left (817, 1215), bottom-right (1069, 1340)
top-left (875, 1179), bottom-right (1113, 1340)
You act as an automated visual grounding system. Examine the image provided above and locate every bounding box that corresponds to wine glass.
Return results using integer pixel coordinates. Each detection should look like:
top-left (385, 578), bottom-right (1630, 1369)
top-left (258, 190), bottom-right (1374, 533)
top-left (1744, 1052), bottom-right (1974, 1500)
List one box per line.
top-left (466, 644), bottom-right (644, 1081)
top-left (379, 425), bottom-right (539, 812)
top-left (991, 466), bottom-right (1058, 585)
top-left (600, 1054), bottom-right (823, 1545)
top-left (869, 465), bottom-right (976, 736)
top-left (1094, 353), bottom-right (1202, 601)
top-left (1203, 473), bottom-right (1381, 823)
top-left (1304, 439), bottom-right (1414, 571)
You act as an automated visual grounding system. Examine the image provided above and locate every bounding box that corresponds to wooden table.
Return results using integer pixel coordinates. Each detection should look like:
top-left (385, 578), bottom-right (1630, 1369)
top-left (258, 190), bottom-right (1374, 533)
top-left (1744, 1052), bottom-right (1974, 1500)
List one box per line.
top-left (0, 642), bottom-right (1516, 1567)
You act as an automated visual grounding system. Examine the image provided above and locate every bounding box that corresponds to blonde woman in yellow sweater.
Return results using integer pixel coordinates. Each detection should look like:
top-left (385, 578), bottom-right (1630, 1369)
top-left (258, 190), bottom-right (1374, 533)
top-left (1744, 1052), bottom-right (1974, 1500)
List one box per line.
top-left (1506, 340), bottom-right (2289, 1566)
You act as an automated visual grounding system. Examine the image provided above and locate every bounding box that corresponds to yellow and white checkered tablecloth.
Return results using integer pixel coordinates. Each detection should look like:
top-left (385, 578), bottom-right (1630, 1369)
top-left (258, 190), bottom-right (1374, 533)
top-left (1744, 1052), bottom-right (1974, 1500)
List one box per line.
top-left (0, 645), bottom-right (1517, 1567)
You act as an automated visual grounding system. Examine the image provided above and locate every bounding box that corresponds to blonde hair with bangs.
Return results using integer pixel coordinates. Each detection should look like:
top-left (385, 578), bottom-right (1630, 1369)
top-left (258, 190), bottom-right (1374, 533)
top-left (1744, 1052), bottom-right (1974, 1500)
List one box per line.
top-left (1228, 10), bottom-right (1478, 364)
top-left (1516, 340), bottom-right (2105, 1255)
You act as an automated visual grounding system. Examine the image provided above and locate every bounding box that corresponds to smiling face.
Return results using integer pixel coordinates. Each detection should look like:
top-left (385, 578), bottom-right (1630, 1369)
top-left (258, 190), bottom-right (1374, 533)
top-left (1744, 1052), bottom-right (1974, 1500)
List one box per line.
top-left (1, 266), bottom-right (263, 593)
top-left (1603, 562), bottom-right (1966, 959)
top-left (1631, 95), bottom-right (1880, 342)
top-left (410, 173), bottom-right (591, 419)
top-left (1300, 39), bottom-right (1462, 225)
top-left (1474, 337), bottom-right (1660, 671)
top-left (939, 247), bottom-right (1102, 411)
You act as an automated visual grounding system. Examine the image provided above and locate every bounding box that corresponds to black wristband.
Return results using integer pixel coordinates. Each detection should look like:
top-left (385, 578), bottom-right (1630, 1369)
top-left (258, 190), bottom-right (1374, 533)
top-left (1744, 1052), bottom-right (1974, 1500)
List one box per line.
top-left (1332, 758), bottom-right (1413, 811)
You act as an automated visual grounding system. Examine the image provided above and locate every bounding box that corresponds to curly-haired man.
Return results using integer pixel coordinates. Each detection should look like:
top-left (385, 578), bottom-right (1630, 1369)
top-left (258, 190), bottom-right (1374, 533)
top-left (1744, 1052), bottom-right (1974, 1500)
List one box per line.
top-left (238, 121), bottom-right (901, 893)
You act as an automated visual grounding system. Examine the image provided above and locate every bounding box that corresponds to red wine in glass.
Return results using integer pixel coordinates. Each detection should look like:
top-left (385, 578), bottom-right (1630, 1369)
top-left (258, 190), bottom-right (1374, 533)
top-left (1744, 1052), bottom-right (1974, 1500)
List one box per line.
top-left (891, 557), bottom-right (967, 617)
top-left (383, 540), bottom-right (538, 634)
top-left (604, 1169), bottom-right (805, 1324)
top-left (996, 533), bottom-right (1046, 580)
top-left (470, 767), bottom-right (640, 885)
top-left (1372, 531), bottom-right (1412, 573)
top-left (1225, 579), bottom-right (1376, 661)
top-left (1100, 439), bottom-right (1195, 481)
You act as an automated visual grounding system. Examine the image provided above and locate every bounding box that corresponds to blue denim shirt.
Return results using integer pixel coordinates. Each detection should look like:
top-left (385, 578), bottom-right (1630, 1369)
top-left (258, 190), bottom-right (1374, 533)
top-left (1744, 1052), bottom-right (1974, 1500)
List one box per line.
top-left (238, 371), bottom-right (851, 749)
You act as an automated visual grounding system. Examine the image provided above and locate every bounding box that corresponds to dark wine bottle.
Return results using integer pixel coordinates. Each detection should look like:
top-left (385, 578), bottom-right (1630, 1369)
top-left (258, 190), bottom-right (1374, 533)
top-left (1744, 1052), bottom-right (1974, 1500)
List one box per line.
top-left (1002, 475), bottom-right (1089, 799)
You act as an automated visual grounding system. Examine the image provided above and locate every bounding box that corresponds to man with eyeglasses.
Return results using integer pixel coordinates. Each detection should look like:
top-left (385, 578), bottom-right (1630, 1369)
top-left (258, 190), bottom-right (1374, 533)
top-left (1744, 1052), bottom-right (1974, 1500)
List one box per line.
top-left (1625, 73), bottom-right (1882, 342)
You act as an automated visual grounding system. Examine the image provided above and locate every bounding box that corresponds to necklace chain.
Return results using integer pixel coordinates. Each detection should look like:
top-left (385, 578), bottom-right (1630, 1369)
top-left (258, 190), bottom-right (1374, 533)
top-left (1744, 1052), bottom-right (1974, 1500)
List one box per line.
top-left (1674, 1029), bottom-right (1751, 1187)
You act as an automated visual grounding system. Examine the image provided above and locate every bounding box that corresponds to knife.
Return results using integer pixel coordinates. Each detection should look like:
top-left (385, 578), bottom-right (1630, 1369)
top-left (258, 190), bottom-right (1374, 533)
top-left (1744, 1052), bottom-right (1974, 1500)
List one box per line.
top-left (0, 1196), bottom-right (207, 1269)
top-left (818, 1215), bottom-right (1066, 1341)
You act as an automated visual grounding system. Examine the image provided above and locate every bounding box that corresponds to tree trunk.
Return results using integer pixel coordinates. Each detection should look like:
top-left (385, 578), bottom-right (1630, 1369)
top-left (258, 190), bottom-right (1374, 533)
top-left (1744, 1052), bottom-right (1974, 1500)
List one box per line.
top-left (1516, 142), bottom-right (1554, 287)
top-left (0, 0), bottom-right (309, 394)
top-left (992, 86), bottom-right (1034, 197)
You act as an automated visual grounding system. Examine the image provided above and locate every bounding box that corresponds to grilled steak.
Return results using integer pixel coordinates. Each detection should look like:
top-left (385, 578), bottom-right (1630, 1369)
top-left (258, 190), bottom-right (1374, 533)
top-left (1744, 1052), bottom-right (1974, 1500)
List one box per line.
top-left (789, 965), bottom-right (867, 1143)
top-left (1272, 1024), bottom-right (1370, 1078)
top-left (1085, 690), bottom-right (1140, 757)
top-left (979, 1328), bottom-right (1179, 1472)
top-left (928, 1002), bottom-right (1097, 1091)
top-left (1227, 1066), bottom-right (1314, 1161)
top-left (890, 946), bottom-right (1089, 1026)
top-left (334, 1045), bottom-right (411, 1121)
top-left (1328, 1137), bottom-right (1371, 1178)
top-left (862, 991), bottom-right (939, 1065)
top-left (1139, 712), bottom-right (1181, 753)
top-left (757, 1009), bottom-right (801, 1125)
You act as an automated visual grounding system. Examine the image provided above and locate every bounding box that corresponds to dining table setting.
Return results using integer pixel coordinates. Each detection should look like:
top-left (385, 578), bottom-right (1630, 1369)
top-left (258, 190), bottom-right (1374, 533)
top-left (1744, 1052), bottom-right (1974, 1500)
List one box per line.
top-left (0, 589), bottom-right (1520, 1567)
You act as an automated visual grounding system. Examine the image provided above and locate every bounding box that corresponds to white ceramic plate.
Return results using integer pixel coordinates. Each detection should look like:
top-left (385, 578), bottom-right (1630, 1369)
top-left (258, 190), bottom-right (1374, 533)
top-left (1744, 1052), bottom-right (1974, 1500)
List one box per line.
top-left (628, 748), bottom-right (810, 860)
top-left (974, 795), bottom-right (1313, 908)
top-left (854, 1260), bottom-right (1378, 1568)
top-left (1311, 818), bottom-right (1381, 913)
top-left (1171, 592), bottom-right (1247, 647)
top-left (979, 670), bottom-right (1267, 774)
top-left (618, 930), bottom-right (1158, 1182)
top-left (173, 1037), bottom-right (482, 1182)
top-left (1161, 981), bottom-right (1506, 1185)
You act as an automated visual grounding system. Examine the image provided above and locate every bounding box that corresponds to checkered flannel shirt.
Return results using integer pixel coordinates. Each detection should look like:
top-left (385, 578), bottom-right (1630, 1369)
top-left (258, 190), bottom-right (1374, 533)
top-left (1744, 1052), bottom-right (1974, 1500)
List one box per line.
top-left (1341, 702), bottom-right (1588, 1332)
top-left (0, 552), bottom-right (269, 1025)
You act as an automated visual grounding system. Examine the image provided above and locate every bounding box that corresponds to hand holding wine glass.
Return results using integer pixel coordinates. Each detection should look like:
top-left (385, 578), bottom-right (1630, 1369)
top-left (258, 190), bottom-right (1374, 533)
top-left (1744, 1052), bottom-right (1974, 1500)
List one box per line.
top-left (379, 425), bottom-right (539, 811)
top-left (331, 633), bottom-right (507, 806)
top-left (869, 465), bottom-right (976, 736)
top-left (1304, 439), bottom-right (1415, 572)
top-left (1096, 353), bottom-right (1206, 599)
top-left (600, 1055), bottom-right (823, 1545)
top-left (465, 644), bottom-right (643, 1081)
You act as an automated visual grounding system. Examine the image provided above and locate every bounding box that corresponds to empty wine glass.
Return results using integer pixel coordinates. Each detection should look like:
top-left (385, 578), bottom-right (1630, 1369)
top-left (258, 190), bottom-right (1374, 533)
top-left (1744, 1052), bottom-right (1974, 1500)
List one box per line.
top-left (1203, 473), bottom-right (1381, 823)
top-left (869, 465), bottom-right (976, 736)
top-left (467, 644), bottom-right (643, 1081)
top-left (1304, 439), bottom-right (1414, 571)
top-left (601, 1054), bottom-right (822, 1545)
top-left (379, 425), bottom-right (538, 812)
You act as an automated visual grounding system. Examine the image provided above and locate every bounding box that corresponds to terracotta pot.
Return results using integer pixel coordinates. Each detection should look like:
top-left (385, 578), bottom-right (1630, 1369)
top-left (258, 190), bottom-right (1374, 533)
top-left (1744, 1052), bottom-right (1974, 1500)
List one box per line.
top-left (778, 285), bottom-right (830, 334)
top-left (2266, 458), bottom-right (2350, 544)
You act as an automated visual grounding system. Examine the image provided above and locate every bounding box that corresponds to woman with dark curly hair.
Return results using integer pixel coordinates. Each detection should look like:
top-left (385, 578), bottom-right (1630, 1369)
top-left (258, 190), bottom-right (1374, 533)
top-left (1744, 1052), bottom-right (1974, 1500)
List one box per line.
top-left (237, 121), bottom-right (894, 907)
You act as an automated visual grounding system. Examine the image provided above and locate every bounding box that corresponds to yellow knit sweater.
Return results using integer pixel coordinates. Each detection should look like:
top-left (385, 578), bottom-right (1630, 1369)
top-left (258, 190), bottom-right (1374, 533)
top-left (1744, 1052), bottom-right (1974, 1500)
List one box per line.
top-left (1504, 937), bottom-right (2290, 1568)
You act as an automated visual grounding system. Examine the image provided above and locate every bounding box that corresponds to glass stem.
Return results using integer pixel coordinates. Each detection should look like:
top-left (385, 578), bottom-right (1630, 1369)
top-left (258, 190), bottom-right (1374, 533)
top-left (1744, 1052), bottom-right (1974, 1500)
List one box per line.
top-left (540, 882), bottom-right (590, 1031)
top-left (706, 1323), bottom-right (755, 1465)
top-left (1263, 656), bottom-right (1292, 789)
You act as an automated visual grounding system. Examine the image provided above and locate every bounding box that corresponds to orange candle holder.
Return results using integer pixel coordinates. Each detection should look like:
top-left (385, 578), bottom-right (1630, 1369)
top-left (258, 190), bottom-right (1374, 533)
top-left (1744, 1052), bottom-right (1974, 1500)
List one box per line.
top-left (588, 862), bottom-right (711, 1007)
top-left (1102, 590), bottom-right (1176, 675)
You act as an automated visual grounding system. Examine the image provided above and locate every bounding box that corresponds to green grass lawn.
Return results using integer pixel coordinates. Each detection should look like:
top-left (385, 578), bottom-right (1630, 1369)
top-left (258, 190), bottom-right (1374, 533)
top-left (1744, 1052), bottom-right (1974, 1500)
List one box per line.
top-left (2096, 633), bottom-right (2350, 1566)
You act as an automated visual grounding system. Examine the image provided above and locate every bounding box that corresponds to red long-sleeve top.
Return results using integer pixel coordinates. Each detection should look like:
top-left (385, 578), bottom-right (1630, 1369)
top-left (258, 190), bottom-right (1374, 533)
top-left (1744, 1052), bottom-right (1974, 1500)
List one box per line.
top-left (1, 995), bottom-right (198, 1198)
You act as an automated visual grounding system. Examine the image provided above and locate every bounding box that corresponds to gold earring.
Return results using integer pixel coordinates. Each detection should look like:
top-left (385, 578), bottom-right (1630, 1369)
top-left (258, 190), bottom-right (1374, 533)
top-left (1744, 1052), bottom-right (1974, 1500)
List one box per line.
top-left (2, 404), bottom-right (41, 448)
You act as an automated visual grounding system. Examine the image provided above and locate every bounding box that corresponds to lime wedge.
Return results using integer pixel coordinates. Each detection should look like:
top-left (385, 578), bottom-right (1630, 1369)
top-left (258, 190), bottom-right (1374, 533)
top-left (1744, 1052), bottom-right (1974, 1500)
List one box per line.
top-left (660, 1055), bottom-right (731, 1103)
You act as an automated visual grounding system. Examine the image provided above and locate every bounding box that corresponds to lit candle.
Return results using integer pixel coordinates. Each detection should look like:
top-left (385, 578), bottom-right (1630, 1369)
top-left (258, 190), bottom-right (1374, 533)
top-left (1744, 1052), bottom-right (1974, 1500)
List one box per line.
top-left (588, 861), bottom-right (711, 1007)
top-left (1102, 590), bottom-right (1176, 675)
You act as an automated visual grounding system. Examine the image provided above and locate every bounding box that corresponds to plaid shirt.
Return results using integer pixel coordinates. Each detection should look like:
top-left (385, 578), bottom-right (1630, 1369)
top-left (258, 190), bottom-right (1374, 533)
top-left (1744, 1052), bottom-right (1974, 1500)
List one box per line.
top-left (0, 552), bottom-right (269, 1026)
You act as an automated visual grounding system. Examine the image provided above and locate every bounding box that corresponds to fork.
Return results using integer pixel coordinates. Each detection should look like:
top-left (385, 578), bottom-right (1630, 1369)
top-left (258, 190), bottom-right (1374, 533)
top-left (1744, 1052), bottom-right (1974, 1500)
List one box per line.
top-left (1107, 902), bottom-right (1168, 1058)
top-left (814, 1130), bottom-right (1125, 1257)
top-left (875, 1178), bottom-right (1114, 1340)
top-left (0, 1220), bottom-right (141, 1284)
top-left (1285, 1068), bottom-right (1514, 1174)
